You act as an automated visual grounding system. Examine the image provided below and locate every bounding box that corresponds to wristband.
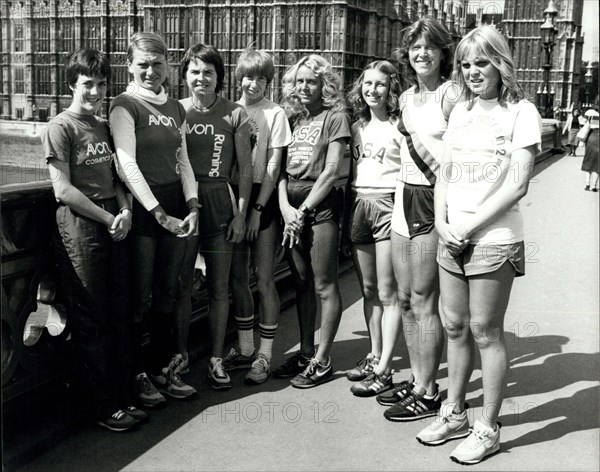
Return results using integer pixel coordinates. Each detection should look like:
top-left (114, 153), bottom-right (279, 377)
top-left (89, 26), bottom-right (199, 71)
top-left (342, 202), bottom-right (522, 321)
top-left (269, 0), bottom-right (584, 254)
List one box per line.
top-left (299, 203), bottom-right (311, 215)
top-left (253, 203), bottom-right (265, 212)
top-left (119, 207), bottom-right (131, 214)
top-left (188, 202), bottom-right (202, 210)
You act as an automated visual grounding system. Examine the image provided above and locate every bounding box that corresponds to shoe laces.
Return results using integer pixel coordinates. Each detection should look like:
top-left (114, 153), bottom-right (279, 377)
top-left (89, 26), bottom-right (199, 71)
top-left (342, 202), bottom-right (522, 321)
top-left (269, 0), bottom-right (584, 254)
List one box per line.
top-left (211, 358), bottom-right (227, 378)
top-left (463, 426), bottom-right (492, 448)
top-left (167, 354), bottom-right (183, 372)
top-left (139, 374), bottom-right (156, 394)
top-left (111, 409), bottom-right (127, 420)
top-left (302, 357), bottom-right (320, 377)
top-left (252, 356), bottom-right (269, 372)
top-left (224, 346), bottom-right (241, 361)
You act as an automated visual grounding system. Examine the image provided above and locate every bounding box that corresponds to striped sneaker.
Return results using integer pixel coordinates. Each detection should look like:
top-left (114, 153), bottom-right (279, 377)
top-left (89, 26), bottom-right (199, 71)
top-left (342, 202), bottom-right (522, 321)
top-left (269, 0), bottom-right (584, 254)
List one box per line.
top-left (346, 353), bottom-right (378, 381)
top-left (376, 379), bottom-right (414, 406)
top-left (383, 386), bottom-right (441, 422)
top-left (350, 371), bottom-right (393, 397)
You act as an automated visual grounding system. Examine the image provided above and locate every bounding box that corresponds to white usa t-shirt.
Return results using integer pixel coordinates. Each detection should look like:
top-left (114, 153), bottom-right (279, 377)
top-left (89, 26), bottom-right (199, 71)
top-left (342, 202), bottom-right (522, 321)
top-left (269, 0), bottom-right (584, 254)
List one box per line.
top-left (443, 97), bottom-right (541, 244)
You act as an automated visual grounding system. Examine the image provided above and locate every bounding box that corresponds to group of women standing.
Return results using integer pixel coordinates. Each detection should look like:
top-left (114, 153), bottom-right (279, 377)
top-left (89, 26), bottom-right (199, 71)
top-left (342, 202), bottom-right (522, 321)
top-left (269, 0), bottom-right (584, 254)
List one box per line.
top-left (44, 16), bottom-right (542, 466)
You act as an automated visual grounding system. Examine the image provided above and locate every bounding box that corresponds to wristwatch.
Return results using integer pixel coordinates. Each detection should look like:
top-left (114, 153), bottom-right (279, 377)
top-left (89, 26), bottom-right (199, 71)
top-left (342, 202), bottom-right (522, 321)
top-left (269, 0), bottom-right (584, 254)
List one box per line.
top-left (253, 202), bottom-right (265, 212)
top-left (299, 203), bottom-right (311, 215)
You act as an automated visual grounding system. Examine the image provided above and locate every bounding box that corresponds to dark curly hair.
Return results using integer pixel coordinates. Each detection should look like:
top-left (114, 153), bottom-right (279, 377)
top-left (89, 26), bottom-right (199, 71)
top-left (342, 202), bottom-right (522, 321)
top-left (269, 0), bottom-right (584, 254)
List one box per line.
top-left (347, 60), bottom-right (401, 127)
top-left (394, 16), bottom-right (454, 91)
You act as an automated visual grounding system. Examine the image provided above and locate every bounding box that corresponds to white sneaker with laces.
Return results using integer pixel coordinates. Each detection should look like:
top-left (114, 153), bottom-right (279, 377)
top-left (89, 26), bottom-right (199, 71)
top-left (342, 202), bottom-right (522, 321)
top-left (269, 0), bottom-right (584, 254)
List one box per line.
top-left (450, 419), bottom-right (500, 465)
top-left (208, 357), bottom-right (232, 390)
top-left (245, 355), bottom-right (271, 384)
top-left (416, 403), bottom-right (470, 446)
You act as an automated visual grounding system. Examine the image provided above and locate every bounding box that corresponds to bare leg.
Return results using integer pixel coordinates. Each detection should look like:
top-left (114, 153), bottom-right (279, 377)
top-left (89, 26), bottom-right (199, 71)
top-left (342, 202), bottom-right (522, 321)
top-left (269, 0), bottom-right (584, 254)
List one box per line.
top-left (439, 266), bottom-right (475, 411)
top-left (469, 261), bottom-right (515, 428)
top-left (352, 243), bottom-right (383, 358)
top-left (201, 233), bottom-right (234, 359)
top-left (310, 220), bottom-right (342, 364)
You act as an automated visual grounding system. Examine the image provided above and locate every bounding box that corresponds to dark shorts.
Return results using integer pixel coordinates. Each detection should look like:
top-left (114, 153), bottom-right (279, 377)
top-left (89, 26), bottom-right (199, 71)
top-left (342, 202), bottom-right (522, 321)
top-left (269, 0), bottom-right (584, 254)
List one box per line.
top-left (350, 193), bottom-right (394, 244)
top-left (391, 181), bottom-right (435, 239)
top-left (287, 180), bottom-right (340, 226)
top-left (131, 181), bottom-right (188, 238)
top-left (197, 180), bottom-right (235, 239)
top-left (437, 241), bottom-right (526, 277)
top-left (236, 183), bottom-right (280, 232)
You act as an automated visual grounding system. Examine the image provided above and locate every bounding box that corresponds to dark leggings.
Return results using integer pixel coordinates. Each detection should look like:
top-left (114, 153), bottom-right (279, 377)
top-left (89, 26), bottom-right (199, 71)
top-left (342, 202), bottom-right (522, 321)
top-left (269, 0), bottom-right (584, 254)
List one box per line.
top-left (53, 199), bottom-right (132, 417)
top-left (130, 232), bottom-right (187, 375)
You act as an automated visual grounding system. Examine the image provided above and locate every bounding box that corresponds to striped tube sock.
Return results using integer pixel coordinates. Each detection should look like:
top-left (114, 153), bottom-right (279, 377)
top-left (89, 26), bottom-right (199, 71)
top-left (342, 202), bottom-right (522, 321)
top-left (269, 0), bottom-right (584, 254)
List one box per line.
top-left (235, 315), bottom-right (255, 356)
top-left (257, 323), bottom-right (278, 362)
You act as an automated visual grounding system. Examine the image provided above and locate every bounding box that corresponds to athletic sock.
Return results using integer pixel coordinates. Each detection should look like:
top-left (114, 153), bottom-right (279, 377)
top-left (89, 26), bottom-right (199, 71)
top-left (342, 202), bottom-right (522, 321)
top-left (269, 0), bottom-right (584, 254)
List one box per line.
top-left (235, 315), bottom-right (255, 356)
top-left (257, 323), bottom-right (278, 362)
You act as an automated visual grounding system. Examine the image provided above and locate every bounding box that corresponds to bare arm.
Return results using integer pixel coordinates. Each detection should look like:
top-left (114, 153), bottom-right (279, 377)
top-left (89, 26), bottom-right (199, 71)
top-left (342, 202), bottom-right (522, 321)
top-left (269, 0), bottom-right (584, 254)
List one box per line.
top-left (434, 145), bottom-right (468, 254)
top-left (453, 145), bottom-right (537, 240)
top-left (228, 120), bottom-right (253, 243)
top-left (48, 158), bottom-right (115, 228)
top-left (246, 146), bottom-right (283, 241)
top-left (300, 137), bottom-right (347, 211)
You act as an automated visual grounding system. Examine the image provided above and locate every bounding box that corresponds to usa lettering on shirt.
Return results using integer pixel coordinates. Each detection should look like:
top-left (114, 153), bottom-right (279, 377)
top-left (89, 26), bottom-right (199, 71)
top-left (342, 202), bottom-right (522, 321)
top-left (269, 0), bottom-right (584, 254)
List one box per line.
top-left (352, 142), bottom-right (386, 164)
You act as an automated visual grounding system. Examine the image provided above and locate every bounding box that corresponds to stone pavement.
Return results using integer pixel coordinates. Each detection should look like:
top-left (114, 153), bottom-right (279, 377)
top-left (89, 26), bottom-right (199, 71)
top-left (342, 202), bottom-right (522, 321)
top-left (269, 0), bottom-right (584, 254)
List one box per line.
top-left (14, 152), bottom-right (600, 472)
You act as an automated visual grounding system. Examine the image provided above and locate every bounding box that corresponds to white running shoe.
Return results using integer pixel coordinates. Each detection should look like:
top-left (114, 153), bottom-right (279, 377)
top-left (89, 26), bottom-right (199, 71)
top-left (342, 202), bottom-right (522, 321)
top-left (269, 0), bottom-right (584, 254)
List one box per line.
top-left (416, 403), bottom-right (470, 446)
top-left (450, 419), bottom-right (501, 465)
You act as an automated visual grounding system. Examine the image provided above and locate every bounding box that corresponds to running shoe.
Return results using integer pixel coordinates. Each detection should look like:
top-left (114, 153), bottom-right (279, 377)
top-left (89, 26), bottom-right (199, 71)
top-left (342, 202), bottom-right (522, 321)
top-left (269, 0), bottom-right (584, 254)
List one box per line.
top-left (96, 409), bottom-right (136, 432)
top-left (450, 420), bottom-right (501, 465)
top-left (383, 386), bottom-right (441, 422)
top-left (290, 357), bottom-right (333, 389)
top-left (416, 403), bottom-right (470, 446)
top-left (350, 371), bottom-right (393, 397)
top-left (245, 355), bottom-right (271, 385)
top-left (124, 405), bottom-right (148, 423)
top-left (376, 379), bottom-right (413, 406)
top-left (135, 372), bottom-right (166, 408)
top-left (151, 355), bottom-right (197, 399)
top-left (208, 357), bottom-right (233, 390)
top-left (273, 351), bottom-right (313, 378)
top-left (173, 352), bottom-right (189, 375)
top-left (346, 353), bottom-right (378, 381)
top-left (222, 346), bottom-right (256, 371)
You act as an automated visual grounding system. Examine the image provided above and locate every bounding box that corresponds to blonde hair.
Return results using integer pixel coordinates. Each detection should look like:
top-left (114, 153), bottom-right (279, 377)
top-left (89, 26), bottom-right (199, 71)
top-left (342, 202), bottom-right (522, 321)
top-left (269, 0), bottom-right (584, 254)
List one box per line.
top-left (281, 54), bottom-right (346, 124)
top-left (454, 25), bottom-right (525, 108)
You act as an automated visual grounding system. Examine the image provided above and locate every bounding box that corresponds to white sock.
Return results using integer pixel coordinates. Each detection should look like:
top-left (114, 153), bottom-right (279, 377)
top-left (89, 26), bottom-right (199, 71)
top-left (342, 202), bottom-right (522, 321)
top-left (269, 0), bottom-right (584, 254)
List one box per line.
top-left (257, 323), bottom-right (278, 361)
top-left (235, 315), bottom-right (255, 356)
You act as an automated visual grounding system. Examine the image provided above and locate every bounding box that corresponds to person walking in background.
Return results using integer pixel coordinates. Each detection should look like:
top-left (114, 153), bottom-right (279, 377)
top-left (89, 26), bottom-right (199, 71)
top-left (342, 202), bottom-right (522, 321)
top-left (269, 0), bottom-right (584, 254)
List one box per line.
top-left (44, 48), bottom-right (144, 431)
top-left (579, 106), bottom-right (599, 191)
top-left (375, 17), bottom-right (459, 422)
top-left (225, 48), bottom-right (292, 384)
top-left (110, 32), bottom-right (199, 408)
top-left (562, 106), bottom-right (581, 156)
top-left (416, 26), bottom-right (541, 465)
top-left (274, 54), bottom-right (351, 388)
top-left (343, 60), bottom-right (403, 397)
top-left (178, 43), bottom-right (253, 390)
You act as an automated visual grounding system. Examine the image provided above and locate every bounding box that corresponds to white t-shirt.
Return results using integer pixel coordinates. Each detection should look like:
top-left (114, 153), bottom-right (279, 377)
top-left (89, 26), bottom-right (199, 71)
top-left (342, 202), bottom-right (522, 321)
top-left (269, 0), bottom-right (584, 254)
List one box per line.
top-left (350, 118), bottom-right (403, 194)
top-left (237, 97), bottom-right (292, 184)
top-left (443, 97), bottom-right (542, 244)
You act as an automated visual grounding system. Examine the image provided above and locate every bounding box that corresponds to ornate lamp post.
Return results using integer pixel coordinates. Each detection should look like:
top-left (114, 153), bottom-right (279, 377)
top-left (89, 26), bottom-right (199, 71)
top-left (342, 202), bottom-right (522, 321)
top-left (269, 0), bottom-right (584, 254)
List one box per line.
top-left (584, 63), bottom-right (593, 109)
top-left (537, 0), bottom-right (558, 118)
